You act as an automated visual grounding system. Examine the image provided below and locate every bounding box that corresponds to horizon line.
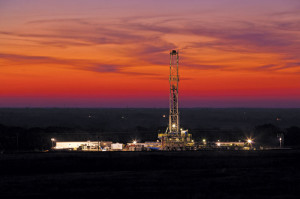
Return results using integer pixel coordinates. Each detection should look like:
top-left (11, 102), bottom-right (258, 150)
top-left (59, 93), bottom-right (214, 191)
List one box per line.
top-left (1, 107), bottom-right (300, 109)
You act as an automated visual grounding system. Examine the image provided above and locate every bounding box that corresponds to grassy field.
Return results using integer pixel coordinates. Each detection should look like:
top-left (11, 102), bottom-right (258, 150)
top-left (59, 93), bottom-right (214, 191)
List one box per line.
top-left (0, 150), bottom-right (299, 199)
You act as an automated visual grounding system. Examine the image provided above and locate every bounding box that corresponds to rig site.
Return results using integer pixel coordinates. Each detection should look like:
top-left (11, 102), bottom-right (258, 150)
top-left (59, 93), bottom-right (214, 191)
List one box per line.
top-left (52, 50), bottom-right (257, 152)
top-left (2, 2), bottom-right (300, 199)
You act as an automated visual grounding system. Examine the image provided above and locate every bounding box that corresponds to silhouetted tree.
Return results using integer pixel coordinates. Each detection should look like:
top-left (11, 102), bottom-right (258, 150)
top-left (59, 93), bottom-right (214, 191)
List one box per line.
top-left (285, 126), bottom-right (300, 147)
top-left (254, 124), bottom-right (282, 147)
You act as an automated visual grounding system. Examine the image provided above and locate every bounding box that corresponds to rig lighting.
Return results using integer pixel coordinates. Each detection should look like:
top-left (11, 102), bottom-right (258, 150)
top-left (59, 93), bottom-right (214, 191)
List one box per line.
top-left (51, 138), bottom-right (55, 149)
top-left (247, 139), bottom-right (253, 144)
top-left (133, 140), bottom-right (137, 144)
top-left (279, 137), bottom-right (282, 148)
top-left (172, 124), bottom-right (176, 128)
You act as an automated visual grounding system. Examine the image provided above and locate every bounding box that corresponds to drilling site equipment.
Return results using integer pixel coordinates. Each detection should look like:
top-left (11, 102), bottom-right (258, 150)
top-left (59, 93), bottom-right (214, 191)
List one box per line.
top-left (158, 50), bottom-right (194, 150)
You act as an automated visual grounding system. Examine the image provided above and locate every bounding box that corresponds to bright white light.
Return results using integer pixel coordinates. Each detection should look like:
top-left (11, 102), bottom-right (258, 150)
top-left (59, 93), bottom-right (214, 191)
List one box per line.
top-left (217, 143), bottom-right (221, 146)
top-left (51, 138), bottom-right (55, 141)
top-left (172, 124), bottom-right (176, 128)
top-left (133, 140), bottom-right (137, 144)
top-left (279, 137), bottom-right (282, 141)
top-left (247, 139), bottom-right (252, 144)
top-left (203, 139), bottom-right (206, 142)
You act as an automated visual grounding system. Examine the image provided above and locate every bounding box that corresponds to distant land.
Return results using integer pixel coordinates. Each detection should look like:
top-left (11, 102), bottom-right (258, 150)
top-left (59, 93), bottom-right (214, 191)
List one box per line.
top-left (0, 108), bottom-right (299, 129)
top-left (1, 108), bottom-right (300, 151)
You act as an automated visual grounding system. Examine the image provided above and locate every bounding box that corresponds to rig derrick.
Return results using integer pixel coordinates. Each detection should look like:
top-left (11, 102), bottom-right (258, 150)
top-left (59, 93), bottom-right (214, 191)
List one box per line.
top-left (158, 50), bottom-right (194, 151)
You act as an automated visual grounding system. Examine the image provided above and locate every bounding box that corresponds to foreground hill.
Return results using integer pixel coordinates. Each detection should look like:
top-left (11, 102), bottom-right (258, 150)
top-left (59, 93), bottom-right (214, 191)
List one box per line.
top-left (0, 150), bottom-right (299, 199)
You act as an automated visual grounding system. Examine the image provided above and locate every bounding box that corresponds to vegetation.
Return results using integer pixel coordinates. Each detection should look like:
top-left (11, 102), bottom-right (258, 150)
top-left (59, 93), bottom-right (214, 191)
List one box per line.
top-left (0, 108), bottom-right (300, 151)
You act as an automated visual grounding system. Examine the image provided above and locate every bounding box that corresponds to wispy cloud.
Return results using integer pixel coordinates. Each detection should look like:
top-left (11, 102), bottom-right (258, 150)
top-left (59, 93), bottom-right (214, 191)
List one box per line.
top-left (1, 8), bottom-right (300, 73)
top-left (0, 53), bottom-right (157, 76)
top-left (0, 53), bottom-right (115, 72)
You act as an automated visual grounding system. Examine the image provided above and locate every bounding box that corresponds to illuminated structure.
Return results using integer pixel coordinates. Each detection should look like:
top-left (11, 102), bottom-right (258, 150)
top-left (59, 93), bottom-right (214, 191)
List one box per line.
top-left (158, 50), bottom-right (194, 150)
top-left (169, 50), bottom-right (180, 134)
top-left (54, 141), bottom-right (113, 151)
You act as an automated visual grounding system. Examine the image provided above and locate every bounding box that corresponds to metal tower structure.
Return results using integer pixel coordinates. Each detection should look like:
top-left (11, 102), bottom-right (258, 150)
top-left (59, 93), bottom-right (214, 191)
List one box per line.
top-left (158, 49), bottom-right (194, 150)
top-left (169, 50), bottom-right (180, 135)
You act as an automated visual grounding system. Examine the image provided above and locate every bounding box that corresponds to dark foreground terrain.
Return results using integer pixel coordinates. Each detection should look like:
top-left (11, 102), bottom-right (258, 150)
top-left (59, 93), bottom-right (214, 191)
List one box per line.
top-left (0, 150), bottom-right (299, 199)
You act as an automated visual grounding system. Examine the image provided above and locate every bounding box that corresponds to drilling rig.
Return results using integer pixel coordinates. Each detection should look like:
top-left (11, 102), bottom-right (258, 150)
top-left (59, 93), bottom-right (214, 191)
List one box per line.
top-left (158, 50), bottom-right (194, 150)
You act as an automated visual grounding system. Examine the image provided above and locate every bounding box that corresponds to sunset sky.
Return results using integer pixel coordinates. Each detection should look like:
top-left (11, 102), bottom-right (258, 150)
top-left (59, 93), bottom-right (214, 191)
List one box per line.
top-left (1, 0), bottom-right (300, 107)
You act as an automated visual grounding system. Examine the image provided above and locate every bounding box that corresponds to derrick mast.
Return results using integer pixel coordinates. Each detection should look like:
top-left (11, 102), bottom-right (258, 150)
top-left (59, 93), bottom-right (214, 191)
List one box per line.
top-left (169, 50), bottom-right (180, 135)
top-left (158, 50), bottom-right (194, 150)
